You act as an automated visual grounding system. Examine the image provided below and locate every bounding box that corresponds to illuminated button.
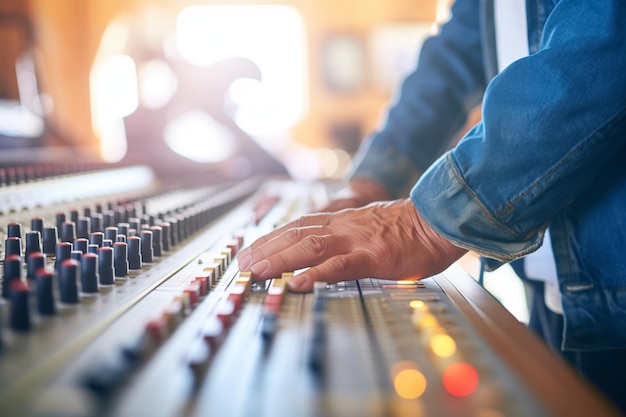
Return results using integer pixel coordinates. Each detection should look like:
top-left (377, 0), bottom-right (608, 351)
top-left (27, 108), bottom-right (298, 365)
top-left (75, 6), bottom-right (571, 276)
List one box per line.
top-left (409, 299), bottom-right (428, 311)
top-left (442, 362), bottom-right (479, 397)
top-left (391, 361), bottom-right (427, 400)
top-left (412, 312), bottom-right (439, 330)
top-left (429, 333), bottom-right (457, 358)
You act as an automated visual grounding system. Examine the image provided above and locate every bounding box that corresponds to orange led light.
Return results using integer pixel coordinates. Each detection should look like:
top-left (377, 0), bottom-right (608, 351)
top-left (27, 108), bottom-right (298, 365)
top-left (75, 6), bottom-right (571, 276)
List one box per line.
top-left (391, 361), bottom-right (427, 400)
top-left (429, 333), bottom-right (457, 358)
top-left (409, 299), bottom-right (427, 310)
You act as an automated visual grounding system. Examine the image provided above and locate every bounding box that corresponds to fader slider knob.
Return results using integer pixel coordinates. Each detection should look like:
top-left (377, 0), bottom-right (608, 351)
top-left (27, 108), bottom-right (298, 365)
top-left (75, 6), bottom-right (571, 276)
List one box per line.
top-left (4, 236), bottom-right (22, 257)
top-left (26, 252), bottom-right (46, 280)
top-left (98, 247), bottom-right (114, 285)
top-left (2, 254), bottom-right (23, 299)
top-left (7, 222), bottom-right (22, 239)
top-left (113, 242), bottom-right (129, 277)
top-left (55, 242), bottom-right (72, 271)
top-left (42, 227), bottom-right (58, 255)
top-left (140, 230), bottom-right (153, 263)
top-left (81, 253), bottom-right (99, 293)
top-left (36, 268), bottom-right (56, 315)
top-left (25, 231), bottom-right (42, 256)
top-left (127, 236), bottom-right (142, 270)
top-left (10, 280), bottom-right (31, 332)
top-left (59, 259), bottom-right (80, 304)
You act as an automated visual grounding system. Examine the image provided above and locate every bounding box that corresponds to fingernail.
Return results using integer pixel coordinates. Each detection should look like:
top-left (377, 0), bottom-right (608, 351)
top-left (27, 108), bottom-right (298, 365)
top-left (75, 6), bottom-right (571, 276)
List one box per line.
top-left (287, 274), bottom-right (307, 291)
top-left (251, 260), bottom-right (270, 277)
top-left (238, 253), bottom-right (252, 270)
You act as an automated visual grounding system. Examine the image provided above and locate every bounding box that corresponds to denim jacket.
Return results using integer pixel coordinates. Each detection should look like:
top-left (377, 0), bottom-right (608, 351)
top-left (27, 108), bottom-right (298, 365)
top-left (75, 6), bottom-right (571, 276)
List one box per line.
top-left (351, 0), bottom-right (626, 350)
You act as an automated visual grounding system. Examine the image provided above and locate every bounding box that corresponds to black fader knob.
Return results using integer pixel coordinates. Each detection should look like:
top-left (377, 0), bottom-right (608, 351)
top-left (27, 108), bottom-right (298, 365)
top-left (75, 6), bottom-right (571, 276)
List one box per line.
top-left (2, 254), bottom-right (23, 299)
top-left (4, 236), bottom-right (22, 258)
top-left (7, 222), bottom-right (22, 239)
top-left (55, 242), bottom-right (73, 271)
top-left (27, 252), bottom-right (46, 280)
top-left (25, 231), bottom-right (42, 256)
top-left (42, 227), bottom-right (59, 255)
top-left (59, 259), bottom-right (80, 304)
top-left (10, 280), bottom-right (31, 332)
top-left (81, 253), bottom-right (99, 294)
top-left (127, 236), bottom-right (142, 270)
top-left (150, 226), bottom-right (163, 257)
top-left (31, 217), bottom-right (44, 235)
top-left (140, 230), bottom-right (154, 263)
top-left (113, 242), bottom-right (128, 277)
top-left (98, 247), bottom-right (114, 285)
top-left (60, 221), bottom-right (76, 243)
top-left (36, 268), bottom-right (56, 316)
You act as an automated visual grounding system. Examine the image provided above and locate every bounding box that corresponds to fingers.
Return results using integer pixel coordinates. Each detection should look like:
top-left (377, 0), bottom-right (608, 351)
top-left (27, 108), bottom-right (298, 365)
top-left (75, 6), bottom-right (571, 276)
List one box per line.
top-left (286, 251), bottom-right (376, 292)
top-left (247, 231), bottom-right (351, 280)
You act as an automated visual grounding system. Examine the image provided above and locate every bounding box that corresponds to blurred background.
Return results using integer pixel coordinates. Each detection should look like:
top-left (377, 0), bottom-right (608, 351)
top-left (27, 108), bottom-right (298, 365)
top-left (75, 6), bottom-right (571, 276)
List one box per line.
top-left (0, 0), bottom-right (453, 181)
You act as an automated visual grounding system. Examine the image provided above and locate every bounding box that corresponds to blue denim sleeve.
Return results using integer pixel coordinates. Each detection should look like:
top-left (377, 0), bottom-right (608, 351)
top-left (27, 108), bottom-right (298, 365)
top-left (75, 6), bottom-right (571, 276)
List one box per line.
top-left (413, 0), bottom-right (626, 261)
top-left (350, 0), bottom-right (486, 198)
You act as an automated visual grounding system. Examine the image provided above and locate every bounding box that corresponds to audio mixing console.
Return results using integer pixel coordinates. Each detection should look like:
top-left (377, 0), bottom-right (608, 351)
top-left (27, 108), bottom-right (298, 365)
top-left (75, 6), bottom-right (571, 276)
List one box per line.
top-left (0, 165), bottom-right (619, 417)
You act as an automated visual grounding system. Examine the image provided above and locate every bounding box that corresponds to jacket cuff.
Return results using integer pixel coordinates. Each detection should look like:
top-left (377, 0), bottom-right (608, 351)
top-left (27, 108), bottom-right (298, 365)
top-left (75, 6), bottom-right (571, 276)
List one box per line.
top-left (411, 152), bottom-right (547, 262)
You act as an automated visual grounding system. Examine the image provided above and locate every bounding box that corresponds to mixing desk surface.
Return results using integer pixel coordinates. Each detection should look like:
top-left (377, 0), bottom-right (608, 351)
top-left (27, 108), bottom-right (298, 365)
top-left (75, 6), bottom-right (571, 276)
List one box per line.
top-left (0, 165), bottom-right (619, 417)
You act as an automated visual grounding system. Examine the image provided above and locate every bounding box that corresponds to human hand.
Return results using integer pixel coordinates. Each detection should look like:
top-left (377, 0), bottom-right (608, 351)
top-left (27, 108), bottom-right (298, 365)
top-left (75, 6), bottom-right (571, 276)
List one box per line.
top-left (319, 178), bottom-right (391, 212)
top-left (237, 199), bottom-right (467, 292)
